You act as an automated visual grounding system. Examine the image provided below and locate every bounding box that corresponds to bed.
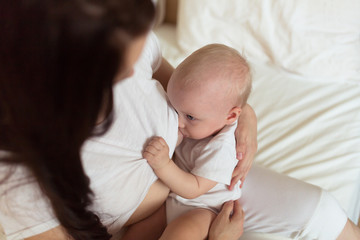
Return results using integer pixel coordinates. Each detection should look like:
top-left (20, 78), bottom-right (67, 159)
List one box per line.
top-left (154, 0), bottom-right (360, 239)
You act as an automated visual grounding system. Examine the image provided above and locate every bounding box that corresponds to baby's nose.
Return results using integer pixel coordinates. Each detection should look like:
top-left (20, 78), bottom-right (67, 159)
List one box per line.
top-left (178, 116), bottom-right (185, 128)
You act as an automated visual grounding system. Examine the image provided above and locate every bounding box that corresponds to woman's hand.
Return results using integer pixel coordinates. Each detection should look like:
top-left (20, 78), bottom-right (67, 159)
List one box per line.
top-left (230, 104), bottom-right (258, 190)
top-left (208, 200), bottom-right (244, 240)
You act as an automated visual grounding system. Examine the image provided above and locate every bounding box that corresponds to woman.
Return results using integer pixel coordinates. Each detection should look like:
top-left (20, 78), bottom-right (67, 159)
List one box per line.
top-left (0, 0), bottom-right (244, 239)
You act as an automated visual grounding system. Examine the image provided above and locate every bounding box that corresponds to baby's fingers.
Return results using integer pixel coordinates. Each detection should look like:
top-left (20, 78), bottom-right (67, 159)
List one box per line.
top-left (143, 146), bottom-right (163, 162)
top-left (148, 137), bottom-right (167, 149)
top-left (143, 150), bottom-right (155, 162)
top-left (152, 136), bottom-right (167, 146)
top-left (144, 145), bottom-right (159, 154)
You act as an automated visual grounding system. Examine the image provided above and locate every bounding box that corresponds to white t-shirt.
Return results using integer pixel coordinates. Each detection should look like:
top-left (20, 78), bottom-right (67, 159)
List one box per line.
top-left (168, 122), bottom-right (241, 214)
top-left (0, 32), bottom-right (179, 239)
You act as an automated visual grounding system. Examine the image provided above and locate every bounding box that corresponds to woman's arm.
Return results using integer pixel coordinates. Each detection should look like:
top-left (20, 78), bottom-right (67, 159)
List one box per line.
top-left (25, 226), bottom-right (70, 240)
top-left (153, 57), bottom-right (174, 91)
top-left (229, 104), bottom-right (258, 190)
top-left (121, 204), bottom-right (167, 240)
top-left (143, 137), bottom-right (217, 199)
top-left (27, 201), bottom-right (245, 240)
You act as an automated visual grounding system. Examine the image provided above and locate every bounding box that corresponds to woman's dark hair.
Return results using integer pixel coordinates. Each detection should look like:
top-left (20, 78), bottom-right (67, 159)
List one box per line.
top-left (0, 0), bottom-right (155, 239)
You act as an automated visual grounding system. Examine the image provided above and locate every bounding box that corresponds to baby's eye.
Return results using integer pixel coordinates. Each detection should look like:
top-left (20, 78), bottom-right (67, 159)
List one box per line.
top-left (186, 115), bottom-right (195, 121)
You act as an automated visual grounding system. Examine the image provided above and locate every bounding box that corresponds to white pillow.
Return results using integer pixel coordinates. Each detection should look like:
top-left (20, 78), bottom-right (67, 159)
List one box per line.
top-left (177, 0), bottom-right (360, 82)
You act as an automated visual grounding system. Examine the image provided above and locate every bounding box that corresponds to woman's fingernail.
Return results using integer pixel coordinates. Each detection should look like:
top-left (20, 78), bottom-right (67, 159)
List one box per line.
top-left (237, 152), bottom-right (243, 160)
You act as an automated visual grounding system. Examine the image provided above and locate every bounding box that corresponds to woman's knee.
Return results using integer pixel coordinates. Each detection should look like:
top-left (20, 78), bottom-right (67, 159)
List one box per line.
top-left (297, 190), bottom-right (348, 240)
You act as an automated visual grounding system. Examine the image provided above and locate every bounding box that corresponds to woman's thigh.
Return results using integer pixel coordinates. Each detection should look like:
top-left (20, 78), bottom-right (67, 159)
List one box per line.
top-left (239, 164), bottom-right (347, 239)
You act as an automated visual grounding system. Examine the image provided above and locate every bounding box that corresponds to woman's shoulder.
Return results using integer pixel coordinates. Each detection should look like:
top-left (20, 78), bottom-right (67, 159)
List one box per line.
top-left (139, 32), bottom-right (162, 74)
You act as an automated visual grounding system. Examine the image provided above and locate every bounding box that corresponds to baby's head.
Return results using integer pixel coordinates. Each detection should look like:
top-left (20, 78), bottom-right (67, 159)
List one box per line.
top-left (167, 44), bottom-right (252, 140)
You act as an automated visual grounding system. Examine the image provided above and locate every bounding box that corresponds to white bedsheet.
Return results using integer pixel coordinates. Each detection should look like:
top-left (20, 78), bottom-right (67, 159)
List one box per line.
top-left (175, 0), bottom-right (360, 84)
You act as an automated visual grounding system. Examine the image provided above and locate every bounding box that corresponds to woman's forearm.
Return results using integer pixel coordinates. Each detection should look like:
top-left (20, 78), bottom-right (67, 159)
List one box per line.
top-left (25, 226), bottom-right (70, 240)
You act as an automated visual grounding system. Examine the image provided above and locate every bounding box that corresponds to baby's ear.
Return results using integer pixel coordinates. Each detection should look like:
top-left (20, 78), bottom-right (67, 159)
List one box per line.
top-left (226, 107), bottom-right (242, 124)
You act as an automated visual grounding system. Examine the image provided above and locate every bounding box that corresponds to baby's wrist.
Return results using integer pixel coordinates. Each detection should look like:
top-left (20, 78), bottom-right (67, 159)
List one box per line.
top-left (153, 158), bottom-right (171, 171)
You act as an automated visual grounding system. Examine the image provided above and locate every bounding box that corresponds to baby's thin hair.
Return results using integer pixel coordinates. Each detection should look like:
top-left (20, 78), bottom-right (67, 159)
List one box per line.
top-left (174, 44), bottom-right (252, 107)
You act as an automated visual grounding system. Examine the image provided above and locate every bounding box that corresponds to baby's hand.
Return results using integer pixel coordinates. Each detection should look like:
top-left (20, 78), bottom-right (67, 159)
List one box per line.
top-left (143, 137), bottom-right (170, 170)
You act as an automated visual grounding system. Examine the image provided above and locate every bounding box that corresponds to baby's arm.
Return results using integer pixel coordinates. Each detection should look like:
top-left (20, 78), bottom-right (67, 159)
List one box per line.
top-left (143, 137), bottom-right (217, 199)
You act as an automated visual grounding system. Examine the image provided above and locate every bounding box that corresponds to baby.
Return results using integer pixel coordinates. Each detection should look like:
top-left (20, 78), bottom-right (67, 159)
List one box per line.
top-left (143, 44), bottom-right (252, 239)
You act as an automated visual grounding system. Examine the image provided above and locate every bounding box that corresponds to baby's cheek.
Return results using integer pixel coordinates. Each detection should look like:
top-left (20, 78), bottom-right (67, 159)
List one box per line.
top-left (176, 129), bottom-right (184, 147)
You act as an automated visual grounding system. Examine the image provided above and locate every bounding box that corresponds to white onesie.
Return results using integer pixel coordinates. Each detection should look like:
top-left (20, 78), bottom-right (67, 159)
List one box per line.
top-left (166, 122), bottom-right (241, 223)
